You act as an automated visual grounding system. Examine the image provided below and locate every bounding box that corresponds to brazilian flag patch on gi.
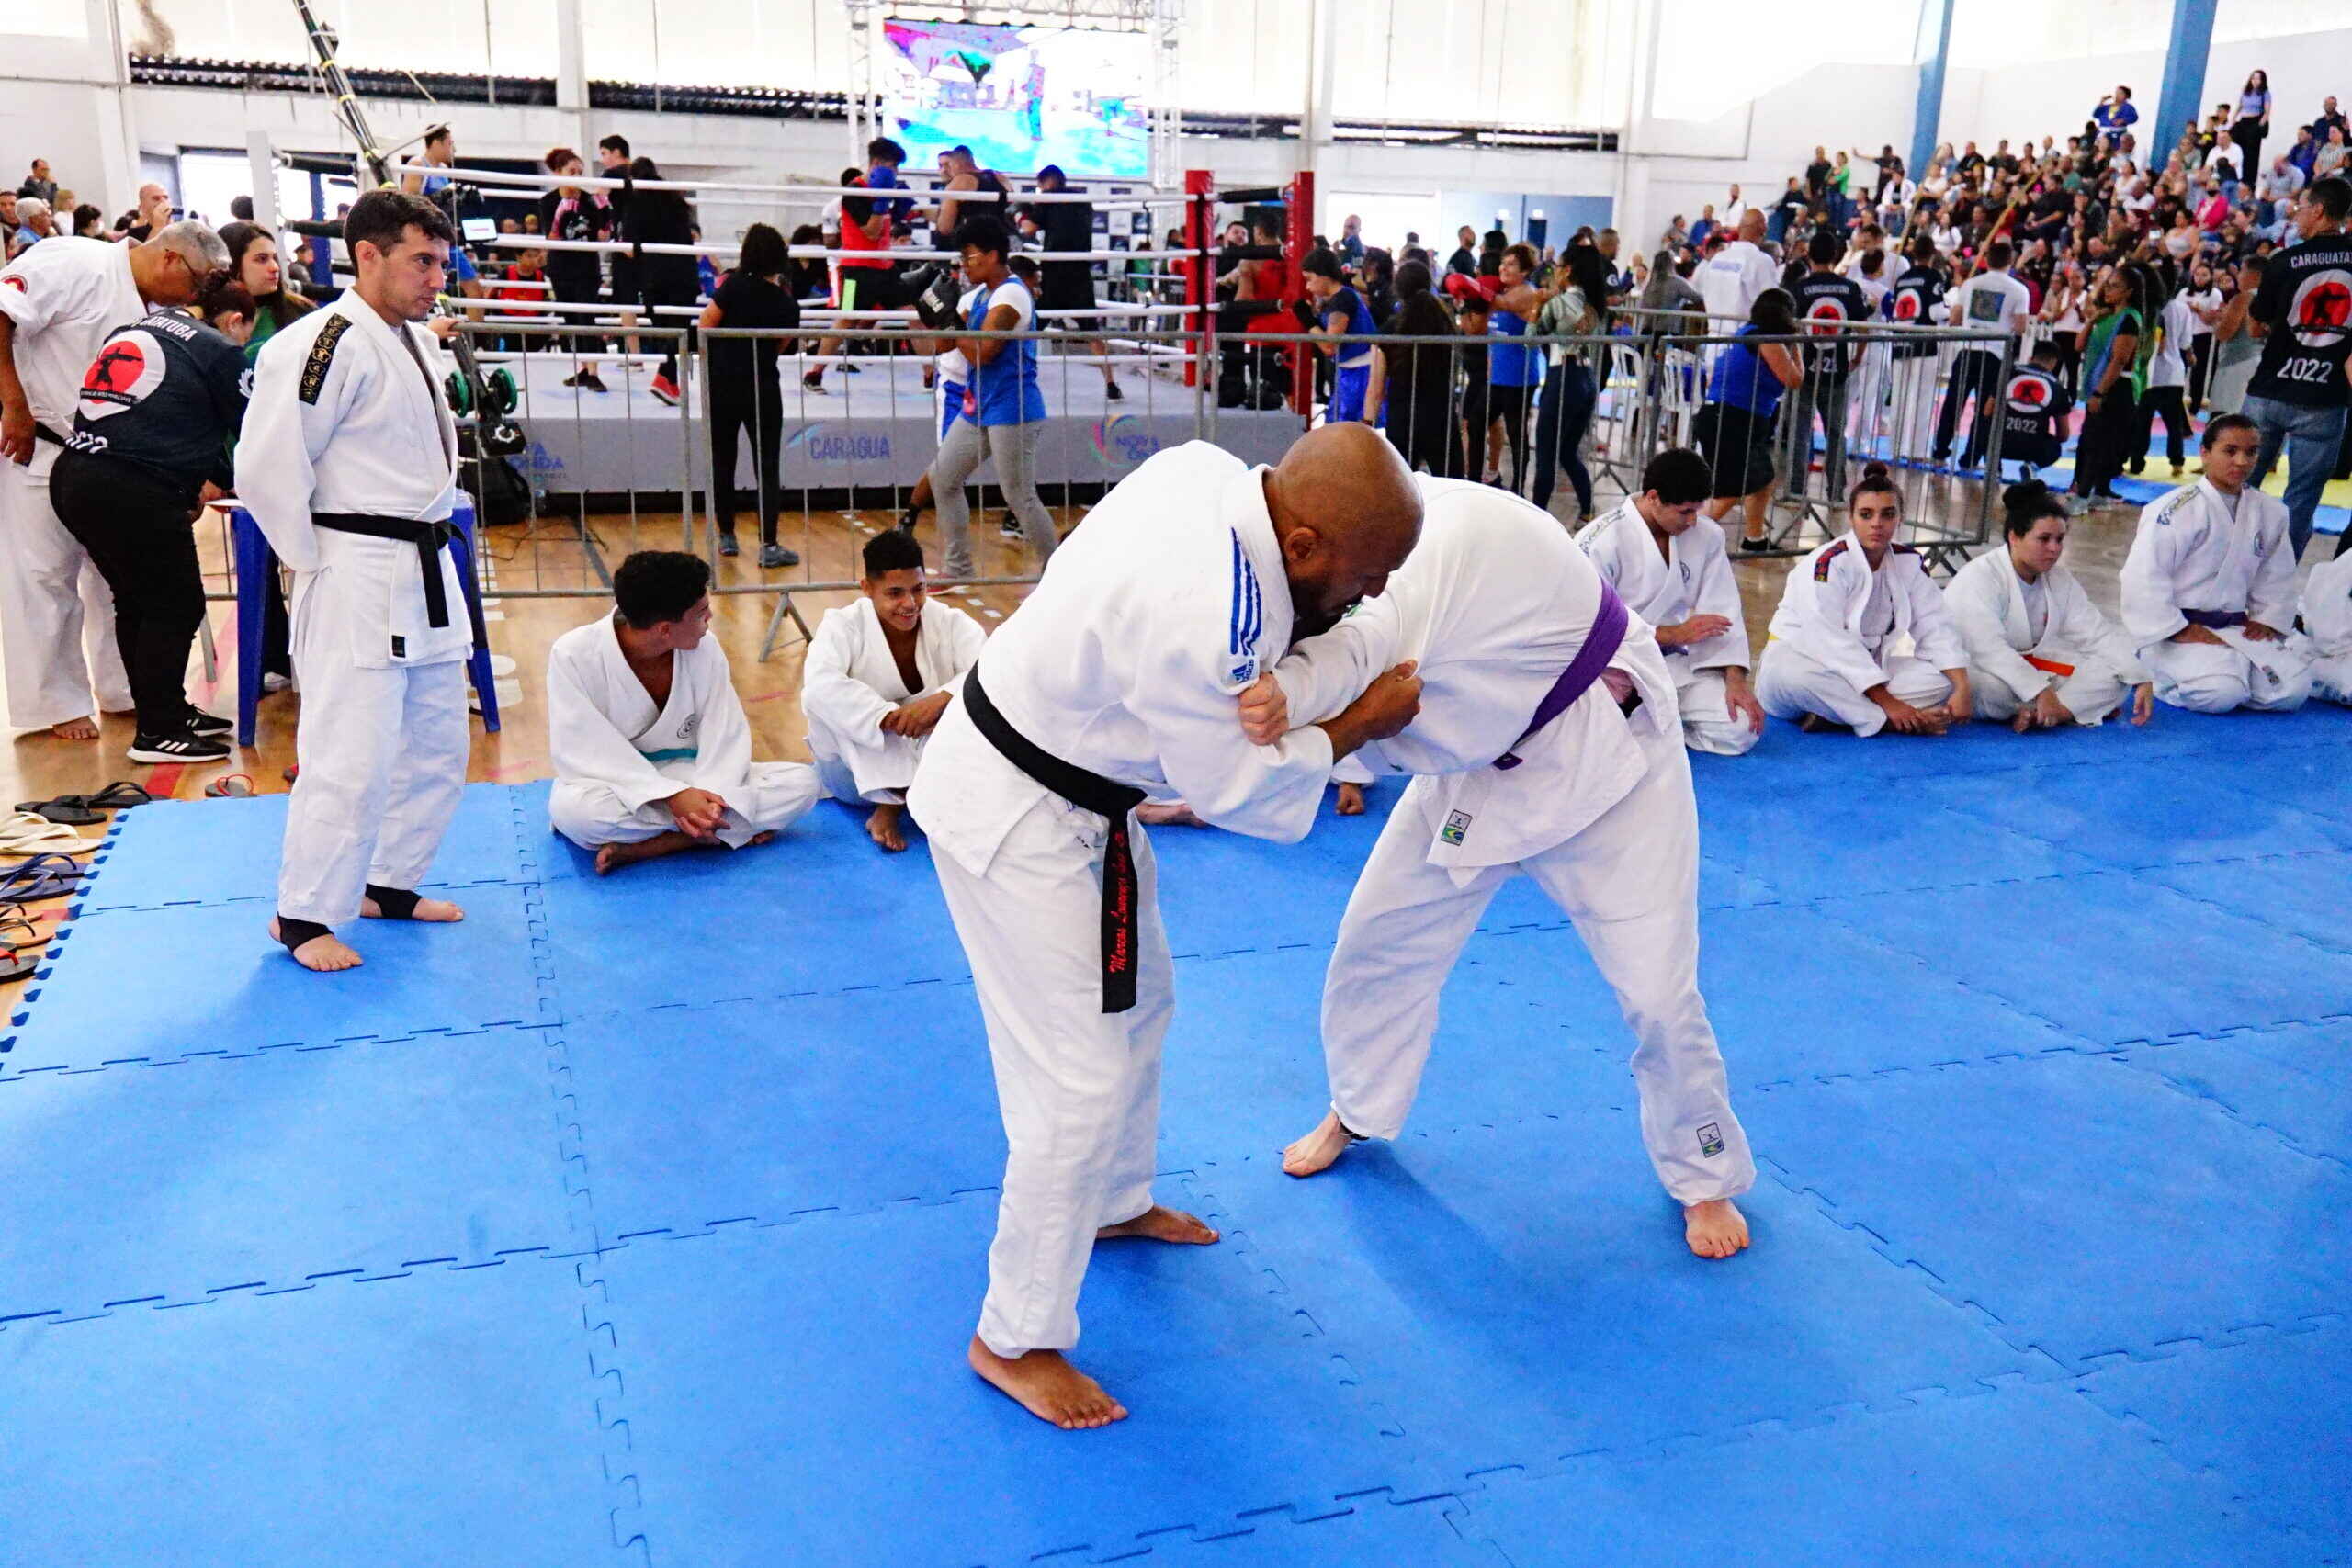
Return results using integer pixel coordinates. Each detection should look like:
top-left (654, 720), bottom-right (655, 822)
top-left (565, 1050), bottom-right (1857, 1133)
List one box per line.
top-left (299, 315), bottom-right (352, 405)
top-left (1441, 810), bottom-right (1472, 846)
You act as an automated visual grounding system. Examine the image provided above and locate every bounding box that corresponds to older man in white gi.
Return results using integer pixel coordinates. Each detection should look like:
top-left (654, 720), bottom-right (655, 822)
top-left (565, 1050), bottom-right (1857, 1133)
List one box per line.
top-left (1245, 477), bottom-right (1756, 1265)
top-left (1575, 446), bottom-right (1763, 756)
top-left (0, 223), bottom-right (224, 738)
top-left (909, 424), bottom-right (1424, 1432)
top-left (2306, 548), bottom-right (2352, 705)
top-left (2120, 413), bottom-right (2313, 714)
top-left (238, 190), bottom-right (479, 973)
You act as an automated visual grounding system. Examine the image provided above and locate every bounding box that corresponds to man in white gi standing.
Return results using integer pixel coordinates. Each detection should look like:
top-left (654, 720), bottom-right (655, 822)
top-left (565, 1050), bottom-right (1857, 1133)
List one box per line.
top-left (0, 222), bottom-right (225, 739)
top-left (2120, 413), bottom-right (2315, 714)
top-left (909, 424), bottom-right (1424, 1431)
top-left (1247, 477), bottom-right (1757, 1263)
top-left (238, 189), bottom-right (478, 972)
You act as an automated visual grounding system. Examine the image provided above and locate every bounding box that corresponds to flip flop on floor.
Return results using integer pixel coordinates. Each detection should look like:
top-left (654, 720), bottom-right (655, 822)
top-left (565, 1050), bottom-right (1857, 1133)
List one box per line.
top-left (0, 813), bottom-right (93, 857)
top-left (0, 853), bottom-right (89, 903)
top-left (88, 781), bottom-right (153, 810)
top-left (203, 774), bottom-right (254, 798)
top-left (15, 797), bottom-right (104, 827)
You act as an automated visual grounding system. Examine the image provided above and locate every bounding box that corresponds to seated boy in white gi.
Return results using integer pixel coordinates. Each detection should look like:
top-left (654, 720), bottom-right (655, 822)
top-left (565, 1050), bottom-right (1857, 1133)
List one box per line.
top-left (802, 528), bottom-right (988, 851)
top-left (547, 549), bottom-right (820, 874)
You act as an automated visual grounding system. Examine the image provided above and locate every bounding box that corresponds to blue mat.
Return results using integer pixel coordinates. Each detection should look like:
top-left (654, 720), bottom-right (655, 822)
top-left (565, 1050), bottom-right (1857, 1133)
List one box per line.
top-left (0, 1022), bottom-right (577, 1325)
top-left (1913, 759), bottom-right (2352, 873)
top-left (0, 1255), bottom-right (615, 1568)
top-left (1747, 1055), bottom-right (2352, 1370)
top-left (2144, 851), bottom-right (2352, 954)
top-left (2120, 1021), bottom-right (2352, 1165)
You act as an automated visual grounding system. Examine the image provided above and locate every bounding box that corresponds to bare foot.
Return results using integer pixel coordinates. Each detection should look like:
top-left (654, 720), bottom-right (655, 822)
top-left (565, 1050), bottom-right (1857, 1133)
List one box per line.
top-left (360, 894), bottom-right (465, 921)
top-left (1684, 1197), bottom-right (1750, 1259)
top-left (49, 716), bottom-right (98, 741)
top-left (2010, 710), bottom-right (2033, 734)
top-left (592, 829), bottom-right (701, 875)
top-left (270, 917), bottom-right (362, 972)
top-left (866, 802), bottom-right (909, 852)
top-left (967, 1337), bottom-right (1127, 1430)
top-left (1334, 782), bottom-right (1365, 816)
top-left (1136, 801), bottom-right (1204, 827)
top-left (1096, 1204), bottom-right (1218, 1245)
top-left (1282, 1109), bottom-right (1360, 1178)
top-left (747, 830), bottom-right (776, 847)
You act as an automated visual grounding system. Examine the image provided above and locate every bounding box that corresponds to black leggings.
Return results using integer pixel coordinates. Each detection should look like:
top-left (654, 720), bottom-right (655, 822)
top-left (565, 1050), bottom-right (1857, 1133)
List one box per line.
top-left (2132, 384), bottom-right (2192, 470)
top-left (1486, 381), bottom-right (1534, 491)
top-left (48, 449), bottom-right (206, 739)
top-left (640, 279), bottom-right (699, 381)
top-left (709, 383), bottom-right (787, 546)
top-left (1384, 378), bottom-right (1464, 476)
top-left (2072, 385), bottom-right (2139, 498)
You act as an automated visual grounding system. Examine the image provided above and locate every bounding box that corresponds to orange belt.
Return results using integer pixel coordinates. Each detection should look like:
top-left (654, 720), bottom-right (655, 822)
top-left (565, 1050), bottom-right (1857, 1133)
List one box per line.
top-left (2025, 653), bottom-right (2075, 678)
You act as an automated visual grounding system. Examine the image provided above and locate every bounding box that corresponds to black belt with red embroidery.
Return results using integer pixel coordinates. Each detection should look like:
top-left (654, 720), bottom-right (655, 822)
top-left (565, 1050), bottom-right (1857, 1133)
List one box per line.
top-left (961, 662), bottom-right (1149, 1014)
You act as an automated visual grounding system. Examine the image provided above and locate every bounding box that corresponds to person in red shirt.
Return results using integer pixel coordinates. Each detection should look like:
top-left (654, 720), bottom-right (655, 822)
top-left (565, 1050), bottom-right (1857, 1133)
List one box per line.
top-left (491, 246), bottom-right (549, 352)
top-left (805, 179), bottom-right (901, 394)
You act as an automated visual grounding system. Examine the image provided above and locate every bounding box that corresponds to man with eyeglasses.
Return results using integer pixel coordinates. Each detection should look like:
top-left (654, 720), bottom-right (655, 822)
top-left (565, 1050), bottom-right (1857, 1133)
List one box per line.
top-left (0, 219), bottom-right (227, 740)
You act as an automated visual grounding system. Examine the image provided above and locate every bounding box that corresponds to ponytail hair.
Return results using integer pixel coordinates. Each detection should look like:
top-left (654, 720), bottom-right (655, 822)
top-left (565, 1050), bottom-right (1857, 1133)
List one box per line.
top-left (2001, 478), bottom-right (2066, 536)
top-left (1849, 459), bottom-right (1899, 508)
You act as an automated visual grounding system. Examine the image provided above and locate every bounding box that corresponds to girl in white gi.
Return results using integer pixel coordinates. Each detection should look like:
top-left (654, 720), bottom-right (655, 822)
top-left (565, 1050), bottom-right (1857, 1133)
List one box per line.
top-left (1947, 481), bottom-right (2154, 729)
top-left (1574, 446), bottom-right (1764, 756)
top-left (1256, 473), bottom-right (1756, 1262)
top-left (2303, 547), bottom-right (2352, 705)
top-left (238, 192), bottom-right (480, 974)
top-left (908, 424), bottom-right (1423, 1431)
top-left (548, 550), bottom-right (820, 874)
top-left (802, 528), bottom-right (987, 852)
top-left (1756, 463), bottom-right (1973, 736)
top-left (0, 224), bottom-right (220, 739)
top-left (2119, 413), bottom-right (2312, 714)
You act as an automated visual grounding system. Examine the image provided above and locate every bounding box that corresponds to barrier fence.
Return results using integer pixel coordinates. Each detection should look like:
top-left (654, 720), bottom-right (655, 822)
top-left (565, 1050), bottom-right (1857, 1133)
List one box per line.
top-left (198, 311), bottom-right (2029, 668)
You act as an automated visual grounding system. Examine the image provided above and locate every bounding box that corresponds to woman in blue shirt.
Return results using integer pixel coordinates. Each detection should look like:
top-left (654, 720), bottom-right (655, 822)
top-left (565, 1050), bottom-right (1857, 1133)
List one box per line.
top-left (1485, 243), bottom-right (1551, 488)
top-left (922, 215), bottom-right (1057, 581)
top-left (2232, 70), bottom-right (2273, 182)
top-left (1696, 288), bottom-right (1804, 552)
top-left (1301, 247), bottom-right (1378, 423)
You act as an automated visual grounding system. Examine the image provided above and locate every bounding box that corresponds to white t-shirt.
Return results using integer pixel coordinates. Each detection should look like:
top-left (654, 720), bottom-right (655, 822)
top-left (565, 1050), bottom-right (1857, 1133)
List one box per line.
top-left (2018, 572), bottom-right (2049, 646)
top-left (1695, 240), bottom-right (1779, 329)
top-left (2149, 294), bottom-right (2193, 388)
top-left (1946, 270), bottom-right (2031, 339)
top-left (0, 236), bottom-right (146, 473)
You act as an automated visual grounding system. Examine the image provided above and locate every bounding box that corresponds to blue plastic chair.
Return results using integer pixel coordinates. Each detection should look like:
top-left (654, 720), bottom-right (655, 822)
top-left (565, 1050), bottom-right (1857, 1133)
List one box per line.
top-left (232, 499), bottom-right (502, 748)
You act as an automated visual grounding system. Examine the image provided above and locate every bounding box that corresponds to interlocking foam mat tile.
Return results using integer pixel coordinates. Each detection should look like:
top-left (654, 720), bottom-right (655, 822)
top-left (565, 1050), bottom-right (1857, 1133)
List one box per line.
top-left (77, 782), bottom-right (541, 911)
top-left (2142, 851), bottom-right (2352, 954)
top-left (1747, 1054), bottom-right (2352, 1371)
top-left (2120, 1020), bottom-right (2352, 1165)
top-left (1183, 1114), bottom-right (2039, 1484)
top-left (0, 1023), bottom-right (577, 1325)
top-left (578, 1197), bottom-right (1456, 1567)
top-left (1, 880), bottom-right (556, 1074)
top-left (1910, 759), bottom-right (2352, 873)
top-left (0, 1255), bottom-right (612, 1567)
top-left (1449, 1378), bottom-right (2305, 1568)
top-left (1690, 791), bottom-right (2109, 900)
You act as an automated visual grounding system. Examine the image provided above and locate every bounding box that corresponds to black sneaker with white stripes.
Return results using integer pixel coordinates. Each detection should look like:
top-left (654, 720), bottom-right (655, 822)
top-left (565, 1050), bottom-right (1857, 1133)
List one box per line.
top-left (127, 730), bottom-right (231, 764)
top-left (186, 709), bottom-right (233, 736)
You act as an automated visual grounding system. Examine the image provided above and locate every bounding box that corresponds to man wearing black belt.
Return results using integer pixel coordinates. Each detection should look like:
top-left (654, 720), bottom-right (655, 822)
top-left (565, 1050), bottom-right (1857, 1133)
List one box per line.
top-left (237, 189), bottom-right (479, 973)
top-left (907, 423), bottom-right (1424, 1431)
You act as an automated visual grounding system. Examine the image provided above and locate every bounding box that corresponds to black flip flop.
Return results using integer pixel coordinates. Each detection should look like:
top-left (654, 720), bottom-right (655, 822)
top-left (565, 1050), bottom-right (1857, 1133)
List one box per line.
top-left (14, 798), bottom-right (103, 827)
top-left (88, 781), bottom-right (153, 810)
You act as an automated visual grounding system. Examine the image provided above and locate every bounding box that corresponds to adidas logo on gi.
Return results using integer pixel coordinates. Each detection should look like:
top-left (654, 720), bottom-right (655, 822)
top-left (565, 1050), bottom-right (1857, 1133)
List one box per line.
top-left (1441, 810), bottom-right (1472, 846)
top-left (1698, 1122), bottom-right (1724, 1158)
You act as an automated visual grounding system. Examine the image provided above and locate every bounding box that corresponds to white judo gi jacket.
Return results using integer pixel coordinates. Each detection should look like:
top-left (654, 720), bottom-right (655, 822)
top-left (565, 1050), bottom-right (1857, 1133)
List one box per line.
top-left (2119, 479), bottom-right (2311, 712)
top-left (1271, 479), bottom-right (1753, 1207)
top-left (1943, 549), bottom-right (2147, 724)
top-left (1758, 532), bottom-right (1965, 733)
top-left (2303, 552), bottom-right (2352, 705)
top-left (1575, 500), bottom-right (1758, 756)
top-left (801, 596), bottom-right (987, 803)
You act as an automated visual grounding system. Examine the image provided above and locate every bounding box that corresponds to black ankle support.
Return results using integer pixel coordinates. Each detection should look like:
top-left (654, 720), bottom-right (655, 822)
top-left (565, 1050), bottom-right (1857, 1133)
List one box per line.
top-left (364, 884), bottom-right (423, 919)
top-left (275, 916), bottom-right (334, 953)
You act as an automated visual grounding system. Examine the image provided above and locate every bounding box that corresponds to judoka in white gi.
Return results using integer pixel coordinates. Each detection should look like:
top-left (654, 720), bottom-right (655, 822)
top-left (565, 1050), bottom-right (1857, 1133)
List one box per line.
top-left (2119, 414), bottom-right (2314, 714)
top-left (1946, 480), bottom-right (2154, 729)
top-left (801, 528), bottom-right (987, 852)
top-left (908, 424), bottom-right (1424, 1430)
top-left (1248, 476), bottom-right (1757, 1262)
top-left (1756, 463), bottom-right (1973, 735)
top-left (0, 225), bottom-right (221, 738)
top-left (548, 550), bottom-right (820, 873)
top-left (2305, 548), bottom-right (2352, 706)
top-left (237, 192), bottom-right (477, 972)
top-left (1574, 446), bottom-right (1765, 756)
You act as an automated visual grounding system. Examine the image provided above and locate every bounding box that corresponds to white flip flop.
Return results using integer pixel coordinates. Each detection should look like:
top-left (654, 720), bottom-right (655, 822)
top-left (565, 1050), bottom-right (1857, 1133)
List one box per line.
top-left (0, 812), bottom-right (95, 858)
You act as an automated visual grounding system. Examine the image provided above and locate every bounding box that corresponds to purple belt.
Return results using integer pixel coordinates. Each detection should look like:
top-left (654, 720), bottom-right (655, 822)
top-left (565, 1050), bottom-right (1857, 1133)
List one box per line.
top-left (2181, 608), bottom-right (2247, 629)
top-left (1496, 581), bottom-right (1629, 771)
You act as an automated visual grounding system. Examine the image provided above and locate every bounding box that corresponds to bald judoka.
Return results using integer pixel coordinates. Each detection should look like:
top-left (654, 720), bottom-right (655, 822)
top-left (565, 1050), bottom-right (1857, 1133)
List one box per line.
top-left (1244, 477), bottom-right (1756, 1262)
top-left (907, 424), bottom-right (1424, 1430)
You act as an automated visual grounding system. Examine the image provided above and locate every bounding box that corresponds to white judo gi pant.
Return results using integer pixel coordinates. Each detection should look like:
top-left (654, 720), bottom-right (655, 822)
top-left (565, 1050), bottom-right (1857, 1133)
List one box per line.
top-left (0, 461), bottom-right (132, 729)
top-left (1756, 643), bottom-right (1953, 736)
top-left (2143, 632), bottom-right (2312, 714)
top-left (2315, 650), bottom-right (2352, 707)
top-left (277, 573), bottom-right (471, 926)
top-left (550, 762), bottom-right (820, 850)
top-left (1668, 659), bottom-right (1761, 756)
top-left (1885, 355), bottom-right (1939, 458)
top-left (1970, 648), bottom-right (2135, 726)
top-left (933, 793), bottom-right (1172, 1358)
top-left (808, 722), bottom-right (922, 806)
top-left (1320, 725), bottom-right (1754, 1207)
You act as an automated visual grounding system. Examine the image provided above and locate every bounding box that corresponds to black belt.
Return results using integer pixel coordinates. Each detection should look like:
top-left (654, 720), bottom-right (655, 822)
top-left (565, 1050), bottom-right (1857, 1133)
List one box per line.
top-left (31, 422), bottom-right (67, 447)
top-left (311, 512), bottom-right (488, 650)
top-left (961, 662), bottom-right (1148, 1014)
